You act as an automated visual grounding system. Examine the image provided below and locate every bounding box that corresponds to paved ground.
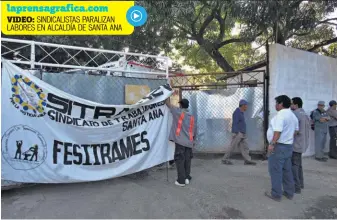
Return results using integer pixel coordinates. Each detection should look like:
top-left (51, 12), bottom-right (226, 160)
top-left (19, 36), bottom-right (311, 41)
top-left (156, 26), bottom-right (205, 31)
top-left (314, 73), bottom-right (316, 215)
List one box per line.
top-left (2, 155), bottom-right (337, 219)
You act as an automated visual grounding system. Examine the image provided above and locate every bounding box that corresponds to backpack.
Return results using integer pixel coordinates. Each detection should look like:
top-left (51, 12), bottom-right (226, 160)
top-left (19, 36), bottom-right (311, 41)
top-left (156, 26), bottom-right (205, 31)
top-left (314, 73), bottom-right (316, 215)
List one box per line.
top-left (310, 110), bottom-right (316, 131)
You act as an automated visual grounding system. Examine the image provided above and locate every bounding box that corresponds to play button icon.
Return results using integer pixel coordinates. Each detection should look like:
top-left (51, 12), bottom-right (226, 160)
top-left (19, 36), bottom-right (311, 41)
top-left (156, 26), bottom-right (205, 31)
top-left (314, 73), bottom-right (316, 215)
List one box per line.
top-left (131, 10), bottom-right (142, 22)
top-left (127, 6), bottom-right (147, 27)
top-left (133, 13), bottom-right (139, 19)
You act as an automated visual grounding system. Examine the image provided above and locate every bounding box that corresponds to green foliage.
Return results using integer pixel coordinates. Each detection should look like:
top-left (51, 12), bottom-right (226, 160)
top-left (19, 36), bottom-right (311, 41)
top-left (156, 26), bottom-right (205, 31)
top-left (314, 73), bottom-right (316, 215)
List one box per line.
top-left (321, 43), bottom-right (337, 58)
top-left (2, 0), bottom-right (336, 73)
top-left (287, 25), bottom-right (335, 50)
top-left (146, 0), bottom-right (336, 72)
top-left (238, 0), bottom-right (336, 43)
top-left (169, 40), bottom-right (264, 73)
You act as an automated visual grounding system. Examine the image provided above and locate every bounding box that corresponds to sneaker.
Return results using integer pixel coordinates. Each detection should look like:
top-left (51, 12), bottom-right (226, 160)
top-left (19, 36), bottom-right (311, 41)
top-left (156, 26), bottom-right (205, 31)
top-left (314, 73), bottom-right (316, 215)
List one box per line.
top-left (265, 191), bottom-right (281, 202)
top-left (244, 160), bottom-right (257, 165)
top-left (185, 179), bottom-right (190, 185)
top-left (295, 189), bottom-right (301, 194)
top-left (175, 181), bottom-right (185, 187)
top-left (283, 192), bottom-right (294, 200)
top-left (222, 160), bottom-right (233, 165)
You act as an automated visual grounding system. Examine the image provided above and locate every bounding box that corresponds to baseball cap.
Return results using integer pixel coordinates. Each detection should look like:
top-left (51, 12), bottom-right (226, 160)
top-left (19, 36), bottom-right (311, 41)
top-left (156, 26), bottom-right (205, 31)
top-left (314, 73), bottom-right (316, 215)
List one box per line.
top-left (179, 99), bottom-right (189, 108)
top-left (329, 100), bottom-right (337, 107)
top-left (239, 99), bottom-right (248, 106)
top-left (318, 101), bottom-right (325, 105)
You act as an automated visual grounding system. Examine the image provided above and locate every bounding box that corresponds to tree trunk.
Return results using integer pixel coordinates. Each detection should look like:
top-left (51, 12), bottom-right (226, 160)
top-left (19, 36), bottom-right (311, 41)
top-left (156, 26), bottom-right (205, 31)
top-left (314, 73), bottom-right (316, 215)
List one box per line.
top-left (273, 23), bottom-right (286, 45)
top-left (206, 48), bottom-right (235, 72)
top-left (196, 37), bottom-right (235, 72)
top-left (276, 33), bottom-right (286, 45)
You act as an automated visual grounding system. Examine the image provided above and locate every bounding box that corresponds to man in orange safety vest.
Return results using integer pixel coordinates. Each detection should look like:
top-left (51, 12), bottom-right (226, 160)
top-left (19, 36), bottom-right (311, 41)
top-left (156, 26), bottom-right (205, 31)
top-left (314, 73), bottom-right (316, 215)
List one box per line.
top-left (166, 98), bottom-right (196, 187)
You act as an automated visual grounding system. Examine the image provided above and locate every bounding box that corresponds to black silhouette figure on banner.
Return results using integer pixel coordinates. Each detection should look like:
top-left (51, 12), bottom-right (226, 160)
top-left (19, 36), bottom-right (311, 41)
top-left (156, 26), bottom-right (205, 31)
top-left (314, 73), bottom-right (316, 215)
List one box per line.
top-left (30, 144), bottom-right (38, 161)
top-left (14, 140), bottom-right (23, 160)
top-left (22, 144), bottom-right (39, 161)
top-left (23, 151), bottom-right (30, 160)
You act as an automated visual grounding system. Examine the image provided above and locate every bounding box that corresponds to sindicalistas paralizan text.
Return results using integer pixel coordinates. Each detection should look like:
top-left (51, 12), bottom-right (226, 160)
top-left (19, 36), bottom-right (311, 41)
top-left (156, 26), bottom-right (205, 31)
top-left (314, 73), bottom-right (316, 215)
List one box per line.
top-left (36, 16), bottom-right (115, 23)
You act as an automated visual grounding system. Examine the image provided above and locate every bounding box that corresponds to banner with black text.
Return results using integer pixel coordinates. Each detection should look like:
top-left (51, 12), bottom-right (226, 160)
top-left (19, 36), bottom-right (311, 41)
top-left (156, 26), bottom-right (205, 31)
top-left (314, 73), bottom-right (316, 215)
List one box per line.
top-left (1, 60), bottom-right (174, 183)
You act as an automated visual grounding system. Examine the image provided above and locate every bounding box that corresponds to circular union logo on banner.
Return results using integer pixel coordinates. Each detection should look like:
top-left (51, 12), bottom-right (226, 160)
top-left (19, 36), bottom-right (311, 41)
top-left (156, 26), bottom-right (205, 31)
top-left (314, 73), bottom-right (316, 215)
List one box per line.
top-left (2, 125), bottom-right (47, 170)
top-left (11, 74), bottom-right (47, 117)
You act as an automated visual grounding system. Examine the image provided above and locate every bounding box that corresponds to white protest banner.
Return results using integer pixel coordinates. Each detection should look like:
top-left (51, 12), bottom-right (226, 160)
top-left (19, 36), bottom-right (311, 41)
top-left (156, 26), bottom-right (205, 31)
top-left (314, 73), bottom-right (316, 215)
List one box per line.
top-left (1, 60), bottom-right (174, 183)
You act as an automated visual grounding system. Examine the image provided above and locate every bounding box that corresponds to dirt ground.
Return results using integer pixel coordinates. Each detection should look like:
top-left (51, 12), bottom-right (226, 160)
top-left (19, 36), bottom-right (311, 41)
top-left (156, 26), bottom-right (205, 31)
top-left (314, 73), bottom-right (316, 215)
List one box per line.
top-left (2, 155), bottom-right (337, 219)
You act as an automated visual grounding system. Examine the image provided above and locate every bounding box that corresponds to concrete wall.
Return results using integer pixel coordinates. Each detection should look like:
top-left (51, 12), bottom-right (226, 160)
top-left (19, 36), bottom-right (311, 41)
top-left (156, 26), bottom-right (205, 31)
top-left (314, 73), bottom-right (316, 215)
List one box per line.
top-left (269, 44), bottom-right (337, 156)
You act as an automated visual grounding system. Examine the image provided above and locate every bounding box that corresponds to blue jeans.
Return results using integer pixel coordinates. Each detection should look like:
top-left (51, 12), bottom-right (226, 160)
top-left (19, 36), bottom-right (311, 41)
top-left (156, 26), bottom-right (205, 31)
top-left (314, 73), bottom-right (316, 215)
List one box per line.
top-left (268, 143), bottom-right (295, 198)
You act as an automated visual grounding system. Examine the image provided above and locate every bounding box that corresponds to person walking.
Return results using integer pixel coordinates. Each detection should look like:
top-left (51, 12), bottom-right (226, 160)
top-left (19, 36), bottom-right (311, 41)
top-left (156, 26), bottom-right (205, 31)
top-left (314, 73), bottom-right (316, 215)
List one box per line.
top-left (222, 99), bottom-right (256, 165)
top-left (327, 100), bottom-right (337, 159)
top-left (291, 97), bottom-right (310, 193)
top-left (312, 101), bottom-right (330, 162)
top-left (265, 95), bottom-right (299, 202)
top-left (166, 98), bottom-right (196, 187)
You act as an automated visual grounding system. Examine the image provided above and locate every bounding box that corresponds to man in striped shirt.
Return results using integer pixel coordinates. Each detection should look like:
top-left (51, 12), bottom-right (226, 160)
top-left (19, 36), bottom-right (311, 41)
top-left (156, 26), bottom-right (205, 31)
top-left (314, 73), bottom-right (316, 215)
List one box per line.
top-left (167, 98), bottom-right (196, 187)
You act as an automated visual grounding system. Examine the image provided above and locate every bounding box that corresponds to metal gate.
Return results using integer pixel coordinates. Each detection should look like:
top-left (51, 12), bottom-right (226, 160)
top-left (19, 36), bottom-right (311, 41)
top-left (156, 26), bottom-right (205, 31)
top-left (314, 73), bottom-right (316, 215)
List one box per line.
top-left (169, 70), bottom-right (267, 154)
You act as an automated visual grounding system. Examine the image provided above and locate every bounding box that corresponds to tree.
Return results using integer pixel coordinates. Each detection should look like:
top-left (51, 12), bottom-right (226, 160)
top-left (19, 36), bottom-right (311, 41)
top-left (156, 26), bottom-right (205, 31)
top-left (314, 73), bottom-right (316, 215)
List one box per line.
top-left (169, 39), bottom-right (264, 73)
top-left (146, 0), bottom-right (337, 74)
top-left (146, 0), bottom-right (264, 73)
top-left (287, 25), bottom-right (336, 51)
top-left (3, 1), bottom-right (336, 74)
top-left (321, 43), bottom-right (337, 58)
top-left (239, 0), bottom-right (337, 48)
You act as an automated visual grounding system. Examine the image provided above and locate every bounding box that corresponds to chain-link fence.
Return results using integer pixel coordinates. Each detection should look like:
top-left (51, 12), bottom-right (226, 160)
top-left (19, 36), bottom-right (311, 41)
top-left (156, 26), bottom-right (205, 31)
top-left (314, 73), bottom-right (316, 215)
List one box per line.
top-left (169, 71), bottom-right (266, 154)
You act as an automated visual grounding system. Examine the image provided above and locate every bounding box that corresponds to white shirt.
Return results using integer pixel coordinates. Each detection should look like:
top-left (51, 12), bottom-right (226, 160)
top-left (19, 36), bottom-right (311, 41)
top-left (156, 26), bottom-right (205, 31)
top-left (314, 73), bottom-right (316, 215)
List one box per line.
top-left (267, 109), bottom-right (299, 144)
